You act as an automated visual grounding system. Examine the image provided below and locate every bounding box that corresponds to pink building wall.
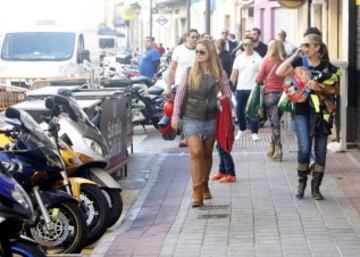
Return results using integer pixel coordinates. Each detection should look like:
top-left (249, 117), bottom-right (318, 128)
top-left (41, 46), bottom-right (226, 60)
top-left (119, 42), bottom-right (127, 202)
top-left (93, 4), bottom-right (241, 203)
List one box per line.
top-left (254, 0), bottom-right (280, 43)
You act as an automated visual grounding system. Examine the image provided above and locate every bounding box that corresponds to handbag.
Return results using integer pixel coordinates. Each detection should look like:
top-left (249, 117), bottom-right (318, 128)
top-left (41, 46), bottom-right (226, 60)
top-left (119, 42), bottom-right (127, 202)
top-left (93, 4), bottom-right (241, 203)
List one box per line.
top-left (277, 91), bottom-right (292, 112)
top-left (246, 63), bottom-right (278, 119)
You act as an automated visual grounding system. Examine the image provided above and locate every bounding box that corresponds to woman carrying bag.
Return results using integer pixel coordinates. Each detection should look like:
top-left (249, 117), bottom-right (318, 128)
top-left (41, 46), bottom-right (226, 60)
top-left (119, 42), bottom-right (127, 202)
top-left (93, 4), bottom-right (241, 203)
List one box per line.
top-left (276, 34), bottom-right (340, 200)
top-left (256, 40), bottom-right (287, 161)
top-left (171, 39), bottom-right (233, 207)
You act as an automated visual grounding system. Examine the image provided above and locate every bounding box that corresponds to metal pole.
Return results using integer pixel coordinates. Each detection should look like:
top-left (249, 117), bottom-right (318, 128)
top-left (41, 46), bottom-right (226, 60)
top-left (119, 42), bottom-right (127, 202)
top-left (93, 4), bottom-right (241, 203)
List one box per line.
top-left (150, 0), bottom-right (153, 37)
top-left (205, 0), bottom-right (210, 33)
top-left (307, 0), bottom-right (312, 27)
top-left (187, 0), bottom-right (191, 30)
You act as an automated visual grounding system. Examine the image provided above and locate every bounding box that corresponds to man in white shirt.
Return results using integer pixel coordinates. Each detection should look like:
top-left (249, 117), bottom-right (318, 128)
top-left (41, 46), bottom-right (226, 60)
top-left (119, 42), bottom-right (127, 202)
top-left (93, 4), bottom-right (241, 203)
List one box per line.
top-left (230, 37), bottom-right (263, 141)
top-left (165, 29), bottom-right (199, 93)
top-left (277, 30), bottom-right (295, 56)
top-left (165, 29), bottom-right (199, 147)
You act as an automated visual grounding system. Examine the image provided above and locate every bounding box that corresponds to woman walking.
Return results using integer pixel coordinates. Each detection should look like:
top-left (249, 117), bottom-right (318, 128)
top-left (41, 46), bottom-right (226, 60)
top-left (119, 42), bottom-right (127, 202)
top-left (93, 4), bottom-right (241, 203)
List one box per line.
top-left (172, 39), bottom-right (233, 207)
top-left (211, 38), bottom-right (236, 183)
top-left (215, 39), bottom-right (233, 78)
top-left (256, 40), bottom-right (287, 161)
top-left (276, 34), bottom-right (341, 200)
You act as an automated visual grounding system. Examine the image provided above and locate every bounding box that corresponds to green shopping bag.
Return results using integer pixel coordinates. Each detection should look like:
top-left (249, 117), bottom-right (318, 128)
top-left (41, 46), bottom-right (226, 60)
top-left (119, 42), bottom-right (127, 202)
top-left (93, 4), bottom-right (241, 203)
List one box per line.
top-left (277, 92), bottom-right (293, 112)
top-left (246, 83), bottom-right (264, 119)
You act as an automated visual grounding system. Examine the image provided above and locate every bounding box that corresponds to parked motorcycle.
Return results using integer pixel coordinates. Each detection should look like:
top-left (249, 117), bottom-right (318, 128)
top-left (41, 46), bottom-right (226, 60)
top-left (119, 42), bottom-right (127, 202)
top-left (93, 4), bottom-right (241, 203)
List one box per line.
top-left (44, 94), bottom-right (123, 227)
top-left (0, 162), bottom-right (47, 257)
top-left (44, 115), bottom-right (111, 245)
top-left (0, 107), bottom-right (88, 254)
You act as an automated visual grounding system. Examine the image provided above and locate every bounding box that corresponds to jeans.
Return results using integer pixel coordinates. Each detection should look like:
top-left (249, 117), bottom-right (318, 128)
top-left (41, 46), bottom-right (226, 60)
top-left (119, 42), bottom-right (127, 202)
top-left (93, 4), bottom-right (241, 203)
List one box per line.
top-left (216, 144), bottom-right (235, 176)
top-left (294, 115), bottom-right (328, 169)
top-left (264, 92), bottom-right (283, 144)
top-left (235, 90), bottom-right (259, 133)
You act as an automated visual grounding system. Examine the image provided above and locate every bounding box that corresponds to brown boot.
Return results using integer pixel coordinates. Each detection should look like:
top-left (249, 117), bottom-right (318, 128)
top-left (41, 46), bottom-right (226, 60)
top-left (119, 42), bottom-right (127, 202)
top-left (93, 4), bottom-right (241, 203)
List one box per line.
top-left (272, 144), bottom-right (283, 161)
top-left (192, 183), bottom-right (203, 207)
top-left (267, 139), bottom-right (275, 158)
top-left (202, 181), bottom-right (212, 200)
top-left (311, 164), bottom-right (324, 200)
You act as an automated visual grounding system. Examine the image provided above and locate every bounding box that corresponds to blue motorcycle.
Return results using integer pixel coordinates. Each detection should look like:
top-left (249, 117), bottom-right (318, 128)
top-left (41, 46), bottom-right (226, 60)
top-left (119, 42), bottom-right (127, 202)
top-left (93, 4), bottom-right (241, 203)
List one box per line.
top-left (0, 107), bottom-right (88, 254)
top-left (0, 162), bottom-right (46, 257)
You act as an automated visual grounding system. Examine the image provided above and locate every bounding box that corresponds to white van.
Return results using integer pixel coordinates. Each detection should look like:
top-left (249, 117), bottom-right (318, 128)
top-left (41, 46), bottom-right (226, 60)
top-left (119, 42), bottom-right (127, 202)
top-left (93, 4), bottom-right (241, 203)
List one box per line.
top-left (0, 25), bottom-right (95, 87)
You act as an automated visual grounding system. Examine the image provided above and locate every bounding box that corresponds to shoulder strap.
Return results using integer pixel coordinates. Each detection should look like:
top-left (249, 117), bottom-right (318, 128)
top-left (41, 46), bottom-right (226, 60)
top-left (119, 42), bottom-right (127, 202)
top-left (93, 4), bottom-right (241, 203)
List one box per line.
top-left (264, 62), bottom-right (278, 84)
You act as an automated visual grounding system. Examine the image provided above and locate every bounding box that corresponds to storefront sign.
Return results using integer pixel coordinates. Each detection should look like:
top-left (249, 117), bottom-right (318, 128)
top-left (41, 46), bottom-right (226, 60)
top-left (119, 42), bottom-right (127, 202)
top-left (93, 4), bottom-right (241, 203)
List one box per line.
top-left (278, 0), bottom-right (306, 8)
top-left (156, 16), bottom-right (168, 26)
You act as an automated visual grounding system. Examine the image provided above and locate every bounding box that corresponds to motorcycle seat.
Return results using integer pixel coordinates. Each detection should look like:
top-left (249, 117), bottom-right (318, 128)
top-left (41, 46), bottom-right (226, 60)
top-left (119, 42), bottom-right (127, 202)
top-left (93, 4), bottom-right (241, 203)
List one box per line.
top-left (147, 85), bottom-right (164, 95)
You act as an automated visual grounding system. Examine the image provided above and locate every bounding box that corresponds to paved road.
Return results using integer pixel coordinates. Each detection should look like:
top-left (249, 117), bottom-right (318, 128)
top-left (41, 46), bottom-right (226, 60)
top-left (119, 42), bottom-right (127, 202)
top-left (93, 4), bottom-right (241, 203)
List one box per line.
top-left (90, 127), bottom-right (360, 257)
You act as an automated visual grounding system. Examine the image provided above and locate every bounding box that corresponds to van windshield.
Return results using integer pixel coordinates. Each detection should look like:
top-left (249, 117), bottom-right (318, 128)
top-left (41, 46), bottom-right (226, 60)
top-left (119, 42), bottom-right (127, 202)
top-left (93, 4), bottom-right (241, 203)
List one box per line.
top-left (1, 32), bottom-right (76, 61)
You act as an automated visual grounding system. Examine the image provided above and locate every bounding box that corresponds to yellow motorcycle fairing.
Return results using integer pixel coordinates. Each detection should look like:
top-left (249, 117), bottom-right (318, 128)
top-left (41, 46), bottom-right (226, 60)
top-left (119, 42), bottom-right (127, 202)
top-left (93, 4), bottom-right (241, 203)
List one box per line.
top-left (68, 177), bottom-right (97, 200)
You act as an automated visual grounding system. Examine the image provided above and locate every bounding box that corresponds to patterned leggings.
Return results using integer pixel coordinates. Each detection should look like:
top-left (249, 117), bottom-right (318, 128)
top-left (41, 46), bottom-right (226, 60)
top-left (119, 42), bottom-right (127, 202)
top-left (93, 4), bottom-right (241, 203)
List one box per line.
top-left (263, 92), bottom-right (283, 144)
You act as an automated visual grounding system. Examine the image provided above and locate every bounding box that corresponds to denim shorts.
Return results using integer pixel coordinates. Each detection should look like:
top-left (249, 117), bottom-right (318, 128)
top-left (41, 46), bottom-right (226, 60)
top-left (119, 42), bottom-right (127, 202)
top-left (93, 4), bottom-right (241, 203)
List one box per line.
top-left (182, 117), bottom-right (216, 138)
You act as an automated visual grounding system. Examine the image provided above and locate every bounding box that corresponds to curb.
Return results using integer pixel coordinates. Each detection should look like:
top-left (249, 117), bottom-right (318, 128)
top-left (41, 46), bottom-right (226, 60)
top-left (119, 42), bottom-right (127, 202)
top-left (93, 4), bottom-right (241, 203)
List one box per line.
top-left (90, 154), bottom-right (165, 257)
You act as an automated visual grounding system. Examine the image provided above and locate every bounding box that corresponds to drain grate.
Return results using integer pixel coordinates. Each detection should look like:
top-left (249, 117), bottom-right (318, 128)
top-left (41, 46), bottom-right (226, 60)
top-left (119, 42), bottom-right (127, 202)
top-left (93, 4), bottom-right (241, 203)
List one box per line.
top-left (197, 214), bottom-right (229, 219)
top-left (200, 204), bottom-right (230, 210)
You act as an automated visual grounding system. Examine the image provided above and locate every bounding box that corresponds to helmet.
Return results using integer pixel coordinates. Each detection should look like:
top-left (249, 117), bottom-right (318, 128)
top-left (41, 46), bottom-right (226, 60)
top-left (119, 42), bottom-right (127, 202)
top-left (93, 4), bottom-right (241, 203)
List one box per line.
top-left (163, 101), bottom-right (174, 117)
top-left (158, 116), bottom-right (176, 141)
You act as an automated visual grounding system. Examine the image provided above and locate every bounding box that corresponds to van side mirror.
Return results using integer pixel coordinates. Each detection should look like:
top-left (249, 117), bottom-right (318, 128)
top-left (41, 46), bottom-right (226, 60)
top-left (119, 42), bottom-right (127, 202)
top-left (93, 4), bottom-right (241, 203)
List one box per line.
top-left (78, 49), bottom-right (90, 63)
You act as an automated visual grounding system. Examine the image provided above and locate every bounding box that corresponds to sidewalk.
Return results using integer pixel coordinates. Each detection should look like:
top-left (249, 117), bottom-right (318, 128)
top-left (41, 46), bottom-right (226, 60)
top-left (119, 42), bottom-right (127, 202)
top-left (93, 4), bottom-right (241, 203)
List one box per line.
top-left (91, 127), bottom-right (360, 257)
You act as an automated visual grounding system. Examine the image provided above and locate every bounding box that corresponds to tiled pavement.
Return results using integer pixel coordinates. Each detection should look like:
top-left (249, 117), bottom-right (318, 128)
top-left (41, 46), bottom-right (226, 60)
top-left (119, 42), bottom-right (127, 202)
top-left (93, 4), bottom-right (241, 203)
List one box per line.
top-left (91, 128), bottom-right (360, 257)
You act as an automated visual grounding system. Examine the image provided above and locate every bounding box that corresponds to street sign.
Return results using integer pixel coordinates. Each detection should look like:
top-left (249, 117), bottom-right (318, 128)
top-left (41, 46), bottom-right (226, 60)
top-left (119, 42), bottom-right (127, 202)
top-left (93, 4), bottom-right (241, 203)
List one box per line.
top-left (156, 16), bottom-right (168, 26)
top-left (278, 0), bottom-right (306, 8)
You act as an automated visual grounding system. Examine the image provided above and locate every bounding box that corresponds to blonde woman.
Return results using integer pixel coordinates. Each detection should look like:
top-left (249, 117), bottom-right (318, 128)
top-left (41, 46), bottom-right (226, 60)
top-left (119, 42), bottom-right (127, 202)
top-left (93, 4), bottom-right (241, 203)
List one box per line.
top-left (172, 39), bottom-right (233, 207)
top-left (256, 40), bottom-right (287, 161)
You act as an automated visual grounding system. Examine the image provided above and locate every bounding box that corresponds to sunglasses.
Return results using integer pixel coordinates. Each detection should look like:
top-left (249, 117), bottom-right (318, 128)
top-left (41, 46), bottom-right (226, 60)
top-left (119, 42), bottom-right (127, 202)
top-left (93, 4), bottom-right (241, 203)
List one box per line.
top-left (243, 43), bottom-right (253, 47)
top-left (195, 49), bottom-right (207, 56)
top-left (301, 43), bottom-right (311, 48)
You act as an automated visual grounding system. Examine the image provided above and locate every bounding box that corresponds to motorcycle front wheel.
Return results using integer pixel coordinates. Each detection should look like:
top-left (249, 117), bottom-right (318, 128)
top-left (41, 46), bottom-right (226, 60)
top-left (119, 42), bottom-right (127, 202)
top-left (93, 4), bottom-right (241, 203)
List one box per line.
top-left (11, 240), bottom-right (47, 257)
top-left (101, 188), bottom-right (123, 228)
top-left (1, 239), bottom-right (47, 257)
top-left (29, 201), bottom-right (88, 254)
top-left (80, 184), bottom-right (110, 246)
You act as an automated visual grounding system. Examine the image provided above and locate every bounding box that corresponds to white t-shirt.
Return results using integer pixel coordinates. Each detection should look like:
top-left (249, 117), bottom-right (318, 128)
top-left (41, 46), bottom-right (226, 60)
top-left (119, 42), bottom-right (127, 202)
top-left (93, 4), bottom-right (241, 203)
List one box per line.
top-left (283, 41), bottom-right (296, 56)
top-left (233, 52), bottom-right (263, 90)
top-left (171, 44), bottom-right (196, 85)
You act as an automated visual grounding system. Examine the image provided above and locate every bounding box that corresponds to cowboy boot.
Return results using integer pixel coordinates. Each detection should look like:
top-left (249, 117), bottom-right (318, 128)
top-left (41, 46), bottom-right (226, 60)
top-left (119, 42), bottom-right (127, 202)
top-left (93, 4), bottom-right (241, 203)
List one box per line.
top-left (202, 181), bottom-right (212, 200)
top-left (272, 143), bottom-right (283, 161)
top-left (295, 164), bottom-right (309, 199)
top-left (311, 164), bottom-right (324, 200)
top-left (295, 170), bottom-right (309, 198)
top-left (267, 138), bottom-right (275, 158)
top-left (192, 183), bottom-right (203, 207)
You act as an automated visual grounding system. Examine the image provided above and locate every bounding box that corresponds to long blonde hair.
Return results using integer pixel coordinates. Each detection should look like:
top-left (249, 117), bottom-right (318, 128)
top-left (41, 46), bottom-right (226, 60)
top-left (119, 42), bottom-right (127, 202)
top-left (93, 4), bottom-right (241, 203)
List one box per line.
top-left (188, 39), bottom-right (221, 91)
top-left (265, 40), bottom-right (286, 61)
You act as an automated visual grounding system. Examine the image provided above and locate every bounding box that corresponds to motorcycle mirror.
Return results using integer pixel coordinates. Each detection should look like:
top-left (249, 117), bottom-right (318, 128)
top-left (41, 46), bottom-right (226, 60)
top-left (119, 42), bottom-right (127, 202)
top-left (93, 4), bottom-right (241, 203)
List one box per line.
top-left (57, 88), bottom-right (73, 97)
top-left (45, 97), bottom-right (56, 110)
top-left (60, 133), bottom-right (73, 146)
top-left (53, 95), bottom-right (69, 105)
top-left (5, 107), bottom-right (20, 119)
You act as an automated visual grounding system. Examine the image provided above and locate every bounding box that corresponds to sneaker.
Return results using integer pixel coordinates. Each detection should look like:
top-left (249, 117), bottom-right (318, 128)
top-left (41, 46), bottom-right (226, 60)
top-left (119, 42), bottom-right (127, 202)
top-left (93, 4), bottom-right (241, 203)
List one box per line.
top-left (211, 172), bottom-right (226, 181)
top-left (251, 133), bottom-right (260, 141)
top-left (178, 139), bottom-right (188, 147)
top-left (235, 130), bottom-right (244, 140)
top-left (219, 175), bottom-right (236, 183)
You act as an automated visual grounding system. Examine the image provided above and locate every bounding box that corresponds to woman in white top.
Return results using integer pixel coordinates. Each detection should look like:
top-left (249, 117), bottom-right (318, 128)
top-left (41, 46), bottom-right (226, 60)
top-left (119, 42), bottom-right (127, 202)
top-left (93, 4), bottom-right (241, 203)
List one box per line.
top-left (230, 37), bottom-right (263, 141)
